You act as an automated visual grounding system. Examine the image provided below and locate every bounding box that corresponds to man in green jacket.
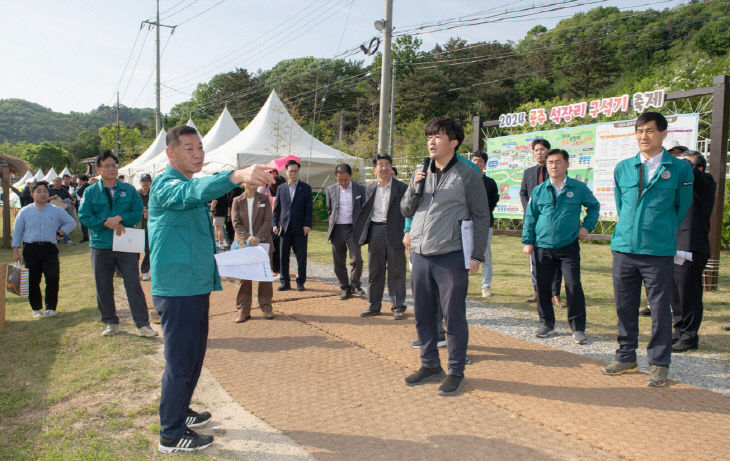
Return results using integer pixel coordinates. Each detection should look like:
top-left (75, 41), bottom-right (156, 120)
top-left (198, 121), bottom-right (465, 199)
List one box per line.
top-left (601, 112), bottom-right (693, 387)
top-left (78, 150), bottom-right (156, 338)
top-left (150, 125), bottom-right (273, 453)
top-left (521, 148), bottom-right (600, 345)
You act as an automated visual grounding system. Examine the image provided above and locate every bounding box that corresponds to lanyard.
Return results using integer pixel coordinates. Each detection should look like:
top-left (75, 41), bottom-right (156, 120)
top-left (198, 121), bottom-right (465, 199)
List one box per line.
top-left (105, 188), bottom-right (113, 209)
top-left (637, 163), bottom-right (644, 202)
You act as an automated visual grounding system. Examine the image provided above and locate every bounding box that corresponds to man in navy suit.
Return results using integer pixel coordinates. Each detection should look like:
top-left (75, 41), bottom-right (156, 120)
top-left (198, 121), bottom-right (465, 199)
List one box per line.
top-left (273, 160), bottom-right (313, 291)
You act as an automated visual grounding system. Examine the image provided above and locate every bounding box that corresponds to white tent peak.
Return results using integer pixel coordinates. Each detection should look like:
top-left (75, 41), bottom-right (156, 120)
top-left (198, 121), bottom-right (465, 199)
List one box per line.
top-left (119, 128), bottom-right (167, 182)
top-left (43, 167), bottom-right (58, 182)
top-left (60, 166), bottom-right (71, 177)
top-left (33, 169), bottom-right (45, 181)
top-left (202, 106), bottom-right (240, 153)
top-left (202, 90), bottom-right (361, 189)
top-left (13, 170), bottom-right (35, 189)
top-left (187, 117), bottom-right (202, 139)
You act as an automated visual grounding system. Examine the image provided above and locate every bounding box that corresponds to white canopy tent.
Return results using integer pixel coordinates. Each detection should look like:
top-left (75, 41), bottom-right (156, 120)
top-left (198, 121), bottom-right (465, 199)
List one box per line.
top-left (202, 106), bottom-right (240, 153)
top-left (119, 128), bottom-right (167, 184)
top-left (43, 167), bottom-right (58, 183)
top-left (202, 90), bottom-right (362, 189)
top-left (32, 169), bottom-right (45, 182)
top-left (187, 117), bottom-right (203, 139)
top-left (59, 166), bottom-right (72, 177)
top-left (13, 170), bottom-right (34, 189)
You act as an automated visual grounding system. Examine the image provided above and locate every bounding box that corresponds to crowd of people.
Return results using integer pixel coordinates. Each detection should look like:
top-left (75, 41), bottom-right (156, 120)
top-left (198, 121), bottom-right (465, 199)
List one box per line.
top-left (8, 111), bottom-right (725, 452)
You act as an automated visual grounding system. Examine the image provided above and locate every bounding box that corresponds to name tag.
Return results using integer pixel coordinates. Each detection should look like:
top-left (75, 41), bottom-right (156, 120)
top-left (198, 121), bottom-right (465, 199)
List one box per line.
top-left (259, 203), bottom-right (266, 207)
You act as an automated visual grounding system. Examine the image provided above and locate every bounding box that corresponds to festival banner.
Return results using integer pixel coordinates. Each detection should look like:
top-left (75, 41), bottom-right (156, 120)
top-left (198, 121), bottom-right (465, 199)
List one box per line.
top-left (486, 113), bottom-right (699, 220)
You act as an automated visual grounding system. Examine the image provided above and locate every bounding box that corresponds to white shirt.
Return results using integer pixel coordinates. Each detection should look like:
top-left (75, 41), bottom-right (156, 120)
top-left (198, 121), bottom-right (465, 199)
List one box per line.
top-left (550, 176), bottom-right (568, 195)
top-left (641, 152), bottom-right (663, 184)
top-left (372, 178), bottom-right (392, 223)
top-left (335, 183), bottom-right (353, 225)
top-left (288, 181), bottom-right (298, 201)
top-left (246, 197), bottom-right (255, 240)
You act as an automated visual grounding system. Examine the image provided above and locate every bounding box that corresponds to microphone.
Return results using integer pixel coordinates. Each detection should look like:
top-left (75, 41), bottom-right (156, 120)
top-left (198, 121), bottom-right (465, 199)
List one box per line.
top-left (414, 157), bottom-right (430, 197)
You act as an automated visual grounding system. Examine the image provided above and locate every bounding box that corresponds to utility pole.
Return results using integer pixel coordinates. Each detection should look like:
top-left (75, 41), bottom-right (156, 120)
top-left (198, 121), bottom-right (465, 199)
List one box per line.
top-left (115, 92), bottom-right (121, 156)
top-left (376, 0), bottom-right (393, 155)
top-left (388, 57), bottom-right (397, 156)
top-left (142, 0), bottom-right (175, 135)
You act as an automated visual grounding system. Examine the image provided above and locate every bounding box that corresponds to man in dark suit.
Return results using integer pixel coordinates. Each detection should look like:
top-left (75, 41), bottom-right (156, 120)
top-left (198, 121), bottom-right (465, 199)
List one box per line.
top-left (355, 153), bottom-right (408, 320)
top-left (671, 151), bottom-right (716, 352)
top-left (326, 164), bottom-right (366, 300)
top-left (273, 159), bottom-right (313, 291)
top-left (519, 138), bottom-right (563, 306)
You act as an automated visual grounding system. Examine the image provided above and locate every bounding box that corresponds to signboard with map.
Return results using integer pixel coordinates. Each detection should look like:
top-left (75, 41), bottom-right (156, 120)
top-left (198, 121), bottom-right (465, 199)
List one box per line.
top-left (485, 114), bottom-right (699, 220)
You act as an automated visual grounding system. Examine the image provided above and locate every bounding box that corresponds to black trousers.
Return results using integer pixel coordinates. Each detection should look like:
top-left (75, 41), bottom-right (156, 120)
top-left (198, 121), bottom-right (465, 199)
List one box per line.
top-left (280, 228), bottom-right (307, 286)
top-left (412, 251), bottom-right (469, 376)
top-left (530, 251), bottom-right (562, 296)
top-left (535, 240), bottom-right (585, 332)
top-left (23, 243), bottom-right (60, 311)
top-left (140, 228), bottom-right (150, 274)
top-left (331, 224), bottom-right (362, 290)
top-left (672, 254), bottom-right (708, 346)
top-left (154, 294), bottom-right (209, 440)
top-left (271, 230), bottom-right (281, 274)
top-left (612, 251), bottom-right (673, 367)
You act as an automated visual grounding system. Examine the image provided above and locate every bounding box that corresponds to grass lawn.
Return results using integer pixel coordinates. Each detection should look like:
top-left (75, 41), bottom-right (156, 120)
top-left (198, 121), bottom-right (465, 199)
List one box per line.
top-left (306, 221), bottom-right (730, 355)
top-left (0, 230), bottom-right (208, 460)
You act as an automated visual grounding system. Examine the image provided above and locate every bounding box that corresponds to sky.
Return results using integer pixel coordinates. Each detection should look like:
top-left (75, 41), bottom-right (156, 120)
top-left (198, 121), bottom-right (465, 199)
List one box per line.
top-left (0, 0), bottom-right (687, 114)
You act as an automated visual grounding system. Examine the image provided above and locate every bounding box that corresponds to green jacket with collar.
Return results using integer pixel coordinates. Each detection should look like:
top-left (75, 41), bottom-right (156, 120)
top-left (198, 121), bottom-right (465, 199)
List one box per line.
top-left (147, 166), bottom-right (237, 297)
top-left (78, 180), bottom-right (143, 250)
top-left (610, 150), bottom-right (693, 256)
top-left (521, 176), bottom-right (600, 249)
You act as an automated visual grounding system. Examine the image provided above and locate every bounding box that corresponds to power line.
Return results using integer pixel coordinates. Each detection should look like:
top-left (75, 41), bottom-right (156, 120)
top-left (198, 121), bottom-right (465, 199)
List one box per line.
top-left (109, 24), bottom-right (145, 106)
top-left (177, 0), bottom-right (227, 26)
top-left (120, 26), bottom-right (152, 101)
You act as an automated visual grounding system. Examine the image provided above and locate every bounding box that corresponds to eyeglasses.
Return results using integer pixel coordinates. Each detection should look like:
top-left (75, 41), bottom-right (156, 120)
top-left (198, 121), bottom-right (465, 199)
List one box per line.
top-left (99, 163), bottom-right (118, 169)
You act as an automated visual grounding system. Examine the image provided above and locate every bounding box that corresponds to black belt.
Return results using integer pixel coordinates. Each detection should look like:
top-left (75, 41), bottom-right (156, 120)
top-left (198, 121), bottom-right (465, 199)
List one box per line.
top-left (25, 242), bottom-right (55, 246)
top-left (371, 221), bottom-right (387, 225)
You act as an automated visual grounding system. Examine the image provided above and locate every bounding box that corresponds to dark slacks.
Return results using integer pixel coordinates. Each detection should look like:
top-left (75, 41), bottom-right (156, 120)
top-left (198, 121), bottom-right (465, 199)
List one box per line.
top-left (90, 248), bottom-right (150, 328)
top-left (271, 230), bottom-right (281, 274)
top-left (279, 228), bottom-right (307, 286)
top-left (154, 294), bottom-right (210, 440)
top-left (140, 228), bottom-right (150, 274)
top-left (612, 251), bottom-right (673, 366)
top-left (409, 252), bottom-right (446, 337)
top-left (535, 240), bottom-right (586, 332)
top-left (331, 224), bottom-right (363, 290)
top-left (23, 243), bottom-right (60, 311)
top-left (367, 223), bottom-right (406, 311)
top-left (530, 251), bottom-right (562, 296)
top-left (412, 250), bottom-right (469, 376)
top-left (672, 254), bottom-right (709, 346)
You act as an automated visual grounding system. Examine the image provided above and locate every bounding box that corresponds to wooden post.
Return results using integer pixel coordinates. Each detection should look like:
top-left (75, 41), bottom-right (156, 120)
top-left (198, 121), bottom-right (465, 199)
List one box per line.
top-left (472, 116), bottom-right (484, 153)
top-left (0, 263), bottom-right (6, 331)
top-left (1, 163), bottom-right (10, 249)
top-left (704, 75), bottom-right (730, 291)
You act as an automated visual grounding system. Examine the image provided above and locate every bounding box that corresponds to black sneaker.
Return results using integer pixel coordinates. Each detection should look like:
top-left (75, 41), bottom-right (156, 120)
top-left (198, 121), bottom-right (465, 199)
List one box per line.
top-left (186, 409), bottom-right (211, 427)
top-left (339, 290), bottom-right (351, 300)
top-left (405, 366), bottom-right (445, 386)
top-left (639, 307), bottom-right (651, 317)
top-left (353, 287), bottom-right (366, 297)
top-left (438, 374), bottom-right (466, 396)
top-left (159, 428), bottom-right (213, 453)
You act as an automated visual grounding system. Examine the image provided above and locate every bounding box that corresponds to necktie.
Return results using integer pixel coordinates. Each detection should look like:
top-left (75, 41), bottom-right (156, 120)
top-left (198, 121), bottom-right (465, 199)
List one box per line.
top-left (538, 166), bottom-right (545, 184)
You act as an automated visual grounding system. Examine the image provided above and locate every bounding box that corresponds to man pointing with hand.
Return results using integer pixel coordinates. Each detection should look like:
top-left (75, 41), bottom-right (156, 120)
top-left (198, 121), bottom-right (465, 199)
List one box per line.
top-left (149, 125), bottom-right (274, 453)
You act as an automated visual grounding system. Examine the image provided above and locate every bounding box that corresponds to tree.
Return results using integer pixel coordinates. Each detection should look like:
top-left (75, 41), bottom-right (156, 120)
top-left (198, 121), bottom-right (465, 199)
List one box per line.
top-left (98, 123), bottom-right (142, 163)
top-left (23, 142), bottom-right (70, 172)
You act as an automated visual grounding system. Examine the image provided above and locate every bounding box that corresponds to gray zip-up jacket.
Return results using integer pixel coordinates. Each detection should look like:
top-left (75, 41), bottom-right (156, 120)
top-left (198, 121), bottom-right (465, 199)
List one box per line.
top-left (401, 155), bottom-right (490, 261)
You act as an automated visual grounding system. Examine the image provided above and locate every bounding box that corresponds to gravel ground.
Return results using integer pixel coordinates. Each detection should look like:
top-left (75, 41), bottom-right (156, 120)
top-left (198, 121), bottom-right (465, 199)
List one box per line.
top-left (302, 257), bottom-right (730, 396)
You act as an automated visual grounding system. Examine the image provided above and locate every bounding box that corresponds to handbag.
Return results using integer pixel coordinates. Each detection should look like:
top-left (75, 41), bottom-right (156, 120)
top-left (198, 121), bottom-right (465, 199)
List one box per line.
top-left (7, 263), bottom-right (29, 297)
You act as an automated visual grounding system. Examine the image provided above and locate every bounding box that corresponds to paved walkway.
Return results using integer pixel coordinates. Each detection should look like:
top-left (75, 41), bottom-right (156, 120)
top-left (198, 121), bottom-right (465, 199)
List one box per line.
top-left (187, 276), bottom-right (729, 461)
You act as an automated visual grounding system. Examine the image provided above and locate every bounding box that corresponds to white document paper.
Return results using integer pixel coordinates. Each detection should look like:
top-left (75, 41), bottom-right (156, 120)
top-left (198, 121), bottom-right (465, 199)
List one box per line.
top-left (112, 228), bottom-right (146, 253)
top-left (460, 220), bottom-right (473, 270)
top-left (215, 246), bottom-right (273, 282)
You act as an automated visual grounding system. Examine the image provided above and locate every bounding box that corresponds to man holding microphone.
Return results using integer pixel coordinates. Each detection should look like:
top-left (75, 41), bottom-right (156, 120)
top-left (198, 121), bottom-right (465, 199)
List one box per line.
top-left (401, 117), bottom-right (489, 397)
